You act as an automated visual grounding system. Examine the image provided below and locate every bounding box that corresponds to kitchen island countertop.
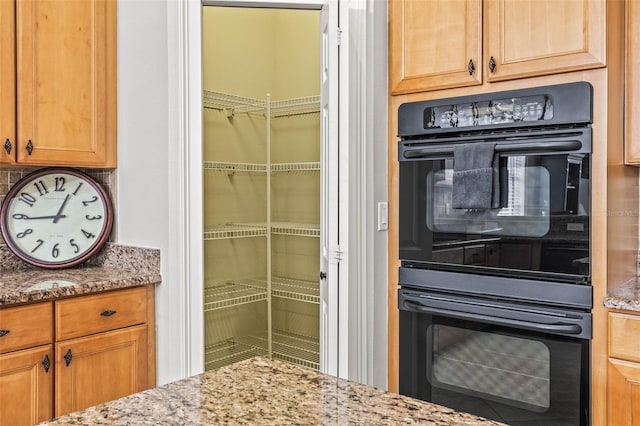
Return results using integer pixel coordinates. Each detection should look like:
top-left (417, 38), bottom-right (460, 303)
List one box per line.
top-left (39, 357), bottom-right (505, 425)
top-left (605, 276), bottom-right (640, 312)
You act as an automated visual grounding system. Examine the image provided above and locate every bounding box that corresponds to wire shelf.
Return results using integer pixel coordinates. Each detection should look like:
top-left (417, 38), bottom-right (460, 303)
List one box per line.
top-left (271, 162), bottom-right (320, 172)
top-left (203, 161), bottom-right (267, 173)
top-left (272, 277), bottom-right (319, 304)
top-left (204, 224), bottom-right (268, 240)
top-left (203, 90), bottom-right (266, 114)
top-left (271, 222), bottom-right (320, 237)
top-left (238, 332), bottom-right (320, 370)
top-left (204, 340), bottom-right (267, 371)
top-left (270, 96), bottom-right (321, 118)
top-left (204, 280), bottom-right (268, 312)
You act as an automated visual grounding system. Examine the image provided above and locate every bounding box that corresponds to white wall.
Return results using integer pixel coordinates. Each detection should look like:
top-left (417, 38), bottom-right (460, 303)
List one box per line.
top-left (117, 0), bottom-right (187, 385)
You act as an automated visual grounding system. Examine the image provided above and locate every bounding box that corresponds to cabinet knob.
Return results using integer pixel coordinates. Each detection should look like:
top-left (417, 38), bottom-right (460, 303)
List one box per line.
top-left (42, 354), bottom-right (51, 373)
top-left (3, 138), bottom-right (11, 154)
top-left (101, 310), bottom-right (117, 317)
top-left (467, 59), bottom-right (475, 76)
top-left (0, 329), bottom-right (10, 338)
top-left (26, 140), bottom-right (34, 155)
top-left (489, 56), bottom-right (497, 73)
top-left (64, 349), bottom-right (73, 366)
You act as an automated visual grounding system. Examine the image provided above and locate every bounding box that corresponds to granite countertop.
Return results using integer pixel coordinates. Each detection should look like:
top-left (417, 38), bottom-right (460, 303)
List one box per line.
top-left (0, 243), bottom-right (161, 306)
top-left (604, 277), bottom-right (640, 312)
top-left (39, 357), bottom-right (505, 426)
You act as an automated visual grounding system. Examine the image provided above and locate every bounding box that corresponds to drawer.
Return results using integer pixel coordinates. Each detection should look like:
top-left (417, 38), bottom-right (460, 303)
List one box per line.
top-left (609, 312), bottom-right (640, 362)
top-left (56, 287), bottom-right (147, 341)
top-left (0, 302), bottom-right (53, 354)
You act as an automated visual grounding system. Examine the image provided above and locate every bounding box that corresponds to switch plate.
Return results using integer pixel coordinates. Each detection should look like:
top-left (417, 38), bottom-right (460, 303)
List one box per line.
top-left (378, 202), bottom-right (388, 231)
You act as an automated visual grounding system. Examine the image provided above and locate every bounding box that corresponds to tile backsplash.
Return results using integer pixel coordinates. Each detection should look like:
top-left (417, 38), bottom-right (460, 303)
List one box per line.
top-left (0, 167), bottom-right (117, 245)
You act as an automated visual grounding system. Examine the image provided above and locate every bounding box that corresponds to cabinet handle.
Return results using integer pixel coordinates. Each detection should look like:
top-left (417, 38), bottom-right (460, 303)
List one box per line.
top-left (101, 310), bottom-right (117, 317)
top-left (26, 140), bottom-right (33, 155)
top-left (3, 138), bottom-right (11, 154)
top-left (489, 56), bottom-right (497, 73)
top-left (64, 349), bottom-right (73, 366)
top-left (467, 59), bottom-right (475, 76)
top-left (42, 354), bottom-right (51, 373)
top-left (0, 329), bottom-right (10, 338)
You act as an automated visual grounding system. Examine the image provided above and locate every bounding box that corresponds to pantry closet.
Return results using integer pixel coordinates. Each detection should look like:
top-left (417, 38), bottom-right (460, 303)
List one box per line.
top-left (201, 6), bottom-right (321, 371)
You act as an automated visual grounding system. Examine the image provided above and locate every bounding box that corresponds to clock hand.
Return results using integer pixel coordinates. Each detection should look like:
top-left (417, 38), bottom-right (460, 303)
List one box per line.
top-left (52, 194), bottom-right (71, 224)
top-left (12, 213), bottom-right (68, 220)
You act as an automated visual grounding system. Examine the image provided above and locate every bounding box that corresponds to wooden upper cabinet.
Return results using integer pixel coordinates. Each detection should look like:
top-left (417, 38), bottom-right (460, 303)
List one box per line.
top-left (389, 0), bottom-right (482, 95)
top-left (626, 0), bottom-right (640, 165)
top-left (484, 0), bottom-right (606, 82)
top-left (0, 0), bottom-right (16, 164)
top-left (0, 0), bottom-right (117, 167)
top-left (388, 0), bottom-right (606, 94)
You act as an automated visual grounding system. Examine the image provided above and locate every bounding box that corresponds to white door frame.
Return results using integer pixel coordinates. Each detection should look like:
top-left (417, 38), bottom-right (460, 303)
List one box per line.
top-left (168, 0), bottom-right (386, 385)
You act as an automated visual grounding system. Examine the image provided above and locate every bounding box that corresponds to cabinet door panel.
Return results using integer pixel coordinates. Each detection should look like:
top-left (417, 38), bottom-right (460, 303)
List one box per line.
top-left (0, 345), bottom-right (53, 426)
top-left (389, 0), bottom-right (482, 94)
top-left (608, 358), bottom-right (640, 426)
top-left (16, 0), bottom-right (116, 166)
top-left (484, 0), bottom-right (606, 81)
top-left (626, 0), bottom-right (640, 164)
top-left (0, 0), bottom-right (15, 164)
top-left (55, 325), bottom-right (148, 417)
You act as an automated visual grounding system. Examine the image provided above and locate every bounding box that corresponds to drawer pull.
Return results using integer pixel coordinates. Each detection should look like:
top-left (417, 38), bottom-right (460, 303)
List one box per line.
top-left (42, 354), bottom-right (51, 373)
top-left (101, 310), bottom-right (117, 317)
top-left (0, 329), bottom-right (9, 338)
top-left (64, 349), bottom-right (73, 366)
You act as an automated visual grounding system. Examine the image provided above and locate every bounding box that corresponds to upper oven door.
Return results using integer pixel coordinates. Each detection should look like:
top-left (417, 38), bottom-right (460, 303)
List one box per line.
top-left (399, 128), bottom-right (591, 283)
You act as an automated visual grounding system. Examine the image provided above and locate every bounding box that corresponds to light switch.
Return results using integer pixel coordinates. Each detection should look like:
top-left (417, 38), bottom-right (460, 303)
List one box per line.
top-left (378, 202), bottom-right (388, 231)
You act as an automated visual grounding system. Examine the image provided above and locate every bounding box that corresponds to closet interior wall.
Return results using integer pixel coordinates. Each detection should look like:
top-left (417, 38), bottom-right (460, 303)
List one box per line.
top-left (202, 7), bottom-right (321, 371)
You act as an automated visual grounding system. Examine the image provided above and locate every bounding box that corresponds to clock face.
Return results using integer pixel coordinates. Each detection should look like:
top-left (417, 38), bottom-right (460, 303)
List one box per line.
top-left (0, 168), bottom-right (113, 269)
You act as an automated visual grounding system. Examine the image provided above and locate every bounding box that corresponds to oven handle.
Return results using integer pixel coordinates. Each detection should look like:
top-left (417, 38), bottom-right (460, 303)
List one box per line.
top-left (402, 140), bottom-right (582, 159)
top-left (402, 300), bottom-right (583, 335)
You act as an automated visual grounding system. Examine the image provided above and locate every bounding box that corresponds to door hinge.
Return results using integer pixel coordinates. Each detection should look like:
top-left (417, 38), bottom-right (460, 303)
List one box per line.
top-left (337, 27), bottom-right (342, 46)
top-left (334, 245), bottom-right (343, 262)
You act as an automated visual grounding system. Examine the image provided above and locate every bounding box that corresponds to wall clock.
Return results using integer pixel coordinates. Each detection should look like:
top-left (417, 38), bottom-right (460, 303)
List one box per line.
top-left (0, 167), bottom-right (113, 269)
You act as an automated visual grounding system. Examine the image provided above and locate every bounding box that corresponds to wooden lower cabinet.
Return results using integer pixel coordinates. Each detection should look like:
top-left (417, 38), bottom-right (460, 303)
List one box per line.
top-left (55, 325), bottom-right (148, 416)
top-left (608, 312), bottom-right (640, 425)
top-left (0, 345), bottom-right (54, 426)
top-left (608, 358), bottom-right (640, 426)
top-left (0, 285), bottom-right (155, 425)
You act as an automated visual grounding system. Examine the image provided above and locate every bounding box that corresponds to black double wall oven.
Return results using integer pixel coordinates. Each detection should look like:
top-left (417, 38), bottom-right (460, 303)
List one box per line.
top-left (397, 83), bottom-right (593, 425)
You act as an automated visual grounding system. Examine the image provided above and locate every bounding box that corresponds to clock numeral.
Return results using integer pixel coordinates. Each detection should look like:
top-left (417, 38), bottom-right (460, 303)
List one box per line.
top-left (51, 243), bottom-right (59, 259)
top-left (55, 177), bottom-right (66, 192)
top-left (33, 180), bottom-right (48, 196)
top-left (31, 239), bottom-right (44, 253)
top-left (69, 239), bottom-right (80, 254)
top-left (82, 196), bottom-right (98, 207)
top-left (72, 182), bottom-right (84, 196)
top-left (16, 229), bottom-right (33, 238)
top-left (12, 213), bottom-right (28, 219)
top-left (81, 229), bottom-right (96, 239)
top-left (86, 215), bottom-right (102, 221)
top-left (18, 193), bottom-right (36, 207)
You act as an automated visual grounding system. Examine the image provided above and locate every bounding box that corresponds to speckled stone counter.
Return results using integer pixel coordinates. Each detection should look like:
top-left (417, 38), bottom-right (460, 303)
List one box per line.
top-left (604, 277), bottom-right (640, 312)
top-left (39, 357), bottom-right (505, 426)
top-left (0, 243), bottom-right (161, 306)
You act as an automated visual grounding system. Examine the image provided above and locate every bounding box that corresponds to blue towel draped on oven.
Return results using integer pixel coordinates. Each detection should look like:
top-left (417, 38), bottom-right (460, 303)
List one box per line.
top-left (451, 143), bottom-right (500, 210)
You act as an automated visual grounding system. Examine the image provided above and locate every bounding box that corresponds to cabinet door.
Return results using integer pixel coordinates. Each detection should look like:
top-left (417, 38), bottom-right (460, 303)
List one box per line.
top-left (55, 325), bottom-right (148, 417)
top-left (0, 0), bottom-right (15, 164)
top-left (389, 0), bottom-right (482, 94)
top-left (608, 358), bottom-right (640, 426)
top-left (484, 0), bottom-right (606, 82)
top-left (0, 345), bottom-right (53, 426)
top-left (626, 0), bottom-right (640, 164)
top-left (15, 0), bottom-right (116, 167)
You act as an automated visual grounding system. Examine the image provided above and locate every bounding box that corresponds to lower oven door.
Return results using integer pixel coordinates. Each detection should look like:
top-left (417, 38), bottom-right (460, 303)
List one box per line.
top-left (398, 289), bottom-right (590, 425)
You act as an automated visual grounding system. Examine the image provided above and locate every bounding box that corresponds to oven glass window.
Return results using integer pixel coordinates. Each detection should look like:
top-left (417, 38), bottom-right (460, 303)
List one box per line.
top-left (427, 157), bottom-right (551, 237)
top-left (429, 324), bottom-right (550, 411)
